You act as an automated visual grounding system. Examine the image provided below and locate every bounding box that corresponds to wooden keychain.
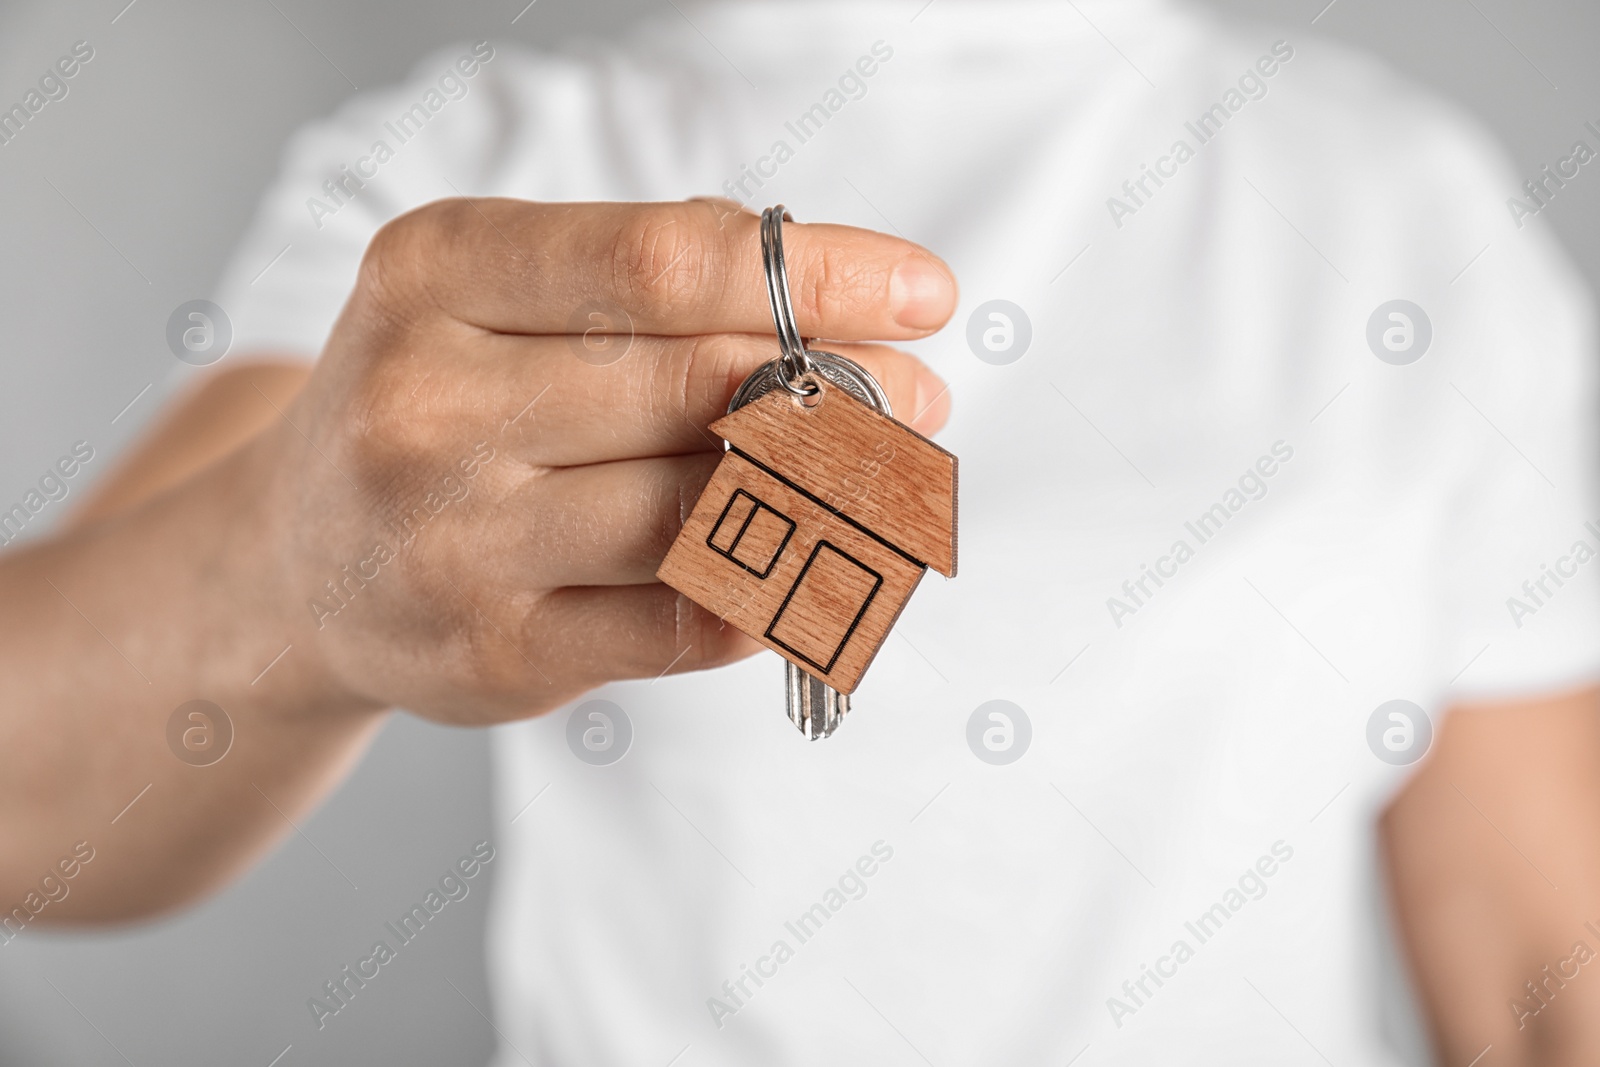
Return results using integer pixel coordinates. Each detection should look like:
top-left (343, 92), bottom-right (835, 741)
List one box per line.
top-left (657, 206), bottom-right (958, 739)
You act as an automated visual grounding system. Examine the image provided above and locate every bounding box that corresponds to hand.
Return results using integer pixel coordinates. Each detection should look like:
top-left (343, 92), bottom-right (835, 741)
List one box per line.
top-left (245, 199), bottom-right (958, 724)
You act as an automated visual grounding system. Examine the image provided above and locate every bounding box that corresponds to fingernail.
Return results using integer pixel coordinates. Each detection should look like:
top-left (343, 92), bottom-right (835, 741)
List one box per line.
top-left (890, 257), bottom-right (955, 330)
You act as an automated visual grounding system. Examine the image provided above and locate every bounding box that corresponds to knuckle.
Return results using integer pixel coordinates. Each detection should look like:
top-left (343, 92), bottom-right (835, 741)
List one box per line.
top-left (452, 592), bottom-right (545, 698)
top-left (670, 333), bottom-right (745, 419)
top-left (520, 487), bottom-right (587, 560)
top-left (632, 470), bottom-right (682, 573)
top-left (798, 244), bottom-right (877, 332)
top-left (651, 455), bottom-right (717, 560)
top-left (360, 208), bottom-right (425, 300)
top-left (611, 205), bottom-right (716, 312)
top-left (672, 600), bottom-right (754, 672)
top-left (347, 360), bottom-right (450, 473)
top-left (351, 360), bottom-right (415, 449)
top-left (358, 200), bottom-right (462, 321)
top-left (618, 588), bottom-right (706, 678)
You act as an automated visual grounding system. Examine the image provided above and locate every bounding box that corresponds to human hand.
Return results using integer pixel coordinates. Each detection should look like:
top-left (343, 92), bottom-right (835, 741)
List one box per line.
top-left (247, 199), bottom-right (958, 723)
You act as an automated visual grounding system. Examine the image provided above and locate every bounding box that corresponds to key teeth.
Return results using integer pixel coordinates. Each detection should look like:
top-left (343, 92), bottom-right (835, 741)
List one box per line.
top-left (786, 663), bottom-right (850, 740)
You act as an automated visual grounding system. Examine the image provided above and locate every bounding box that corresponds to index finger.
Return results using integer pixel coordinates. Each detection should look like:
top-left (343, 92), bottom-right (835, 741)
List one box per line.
top-left (363, 198), bottom-right (959, 342)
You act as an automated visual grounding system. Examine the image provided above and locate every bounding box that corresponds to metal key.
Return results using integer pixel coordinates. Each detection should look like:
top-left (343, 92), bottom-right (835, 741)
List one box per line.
top-left (725, 350), bottom-right (893, 740)
top-left (656, 206), bottom-right (955, 742)
top-left (787, 662), bottom-right (849, 740)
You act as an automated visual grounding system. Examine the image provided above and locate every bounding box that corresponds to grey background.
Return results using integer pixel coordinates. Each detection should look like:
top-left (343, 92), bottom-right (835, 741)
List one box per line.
top-left (0, 0), bottom-right (1597, 1063)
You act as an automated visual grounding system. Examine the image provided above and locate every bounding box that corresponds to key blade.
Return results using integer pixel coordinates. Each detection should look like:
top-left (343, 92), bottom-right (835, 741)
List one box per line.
top-left (786, 661), bottom-right (850, 740)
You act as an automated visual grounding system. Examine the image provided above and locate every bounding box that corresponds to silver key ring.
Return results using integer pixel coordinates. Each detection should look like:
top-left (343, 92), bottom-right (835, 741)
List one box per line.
top-left (761, 205), bottom-right (817, 396)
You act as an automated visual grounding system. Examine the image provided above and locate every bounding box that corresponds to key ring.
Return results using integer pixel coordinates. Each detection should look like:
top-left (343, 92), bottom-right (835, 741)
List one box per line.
top-left (761, 205), bottom-right (818, 397)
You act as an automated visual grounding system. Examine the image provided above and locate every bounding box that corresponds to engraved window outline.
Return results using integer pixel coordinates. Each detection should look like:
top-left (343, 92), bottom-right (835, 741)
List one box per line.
top-left (706, 488), bottom-right (796, 579)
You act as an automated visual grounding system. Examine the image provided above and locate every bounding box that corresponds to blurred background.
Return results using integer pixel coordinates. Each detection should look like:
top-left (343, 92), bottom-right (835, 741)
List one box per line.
top-left (1, 0), bottom-right (1597, 1063)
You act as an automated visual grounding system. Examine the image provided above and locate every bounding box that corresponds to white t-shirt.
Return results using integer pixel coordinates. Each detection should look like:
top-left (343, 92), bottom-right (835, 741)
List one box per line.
top-left (215, 1), bottom-right (1600, 1063)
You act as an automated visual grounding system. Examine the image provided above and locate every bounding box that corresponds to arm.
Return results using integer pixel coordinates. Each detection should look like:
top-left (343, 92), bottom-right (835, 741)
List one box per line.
top-left (0, 198), bottom-right (957, 923)
top-left (1382, 685), bottom-right (1600, 1065)
top-left (68, 358), bottom-right (311, 527)
top-left (0, 363), bottom-right (384, 920)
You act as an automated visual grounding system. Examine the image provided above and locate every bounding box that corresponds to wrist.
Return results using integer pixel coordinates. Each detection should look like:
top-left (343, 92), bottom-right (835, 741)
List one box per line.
top-left (227, 427), bottom-right (391, 722)
top-left (140, 428), bottom-right (388, 728)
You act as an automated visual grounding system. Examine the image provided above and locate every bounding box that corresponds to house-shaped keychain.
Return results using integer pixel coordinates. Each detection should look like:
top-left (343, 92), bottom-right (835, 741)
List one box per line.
top-left (658, 377), bottom-right (958, 695)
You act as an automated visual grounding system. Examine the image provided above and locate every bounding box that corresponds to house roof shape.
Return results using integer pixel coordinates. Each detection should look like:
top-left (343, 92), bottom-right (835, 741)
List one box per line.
top-left (710, 381), bottom-right (958, 577)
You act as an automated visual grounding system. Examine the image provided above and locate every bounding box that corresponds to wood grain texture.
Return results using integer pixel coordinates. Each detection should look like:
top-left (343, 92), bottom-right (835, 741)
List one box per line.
top-left (710, 381), bottom-right (958, 577)
top-left (658, 450), bottom-right (926, 693)
top-left (657, 381), bottom-right (957, 694)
